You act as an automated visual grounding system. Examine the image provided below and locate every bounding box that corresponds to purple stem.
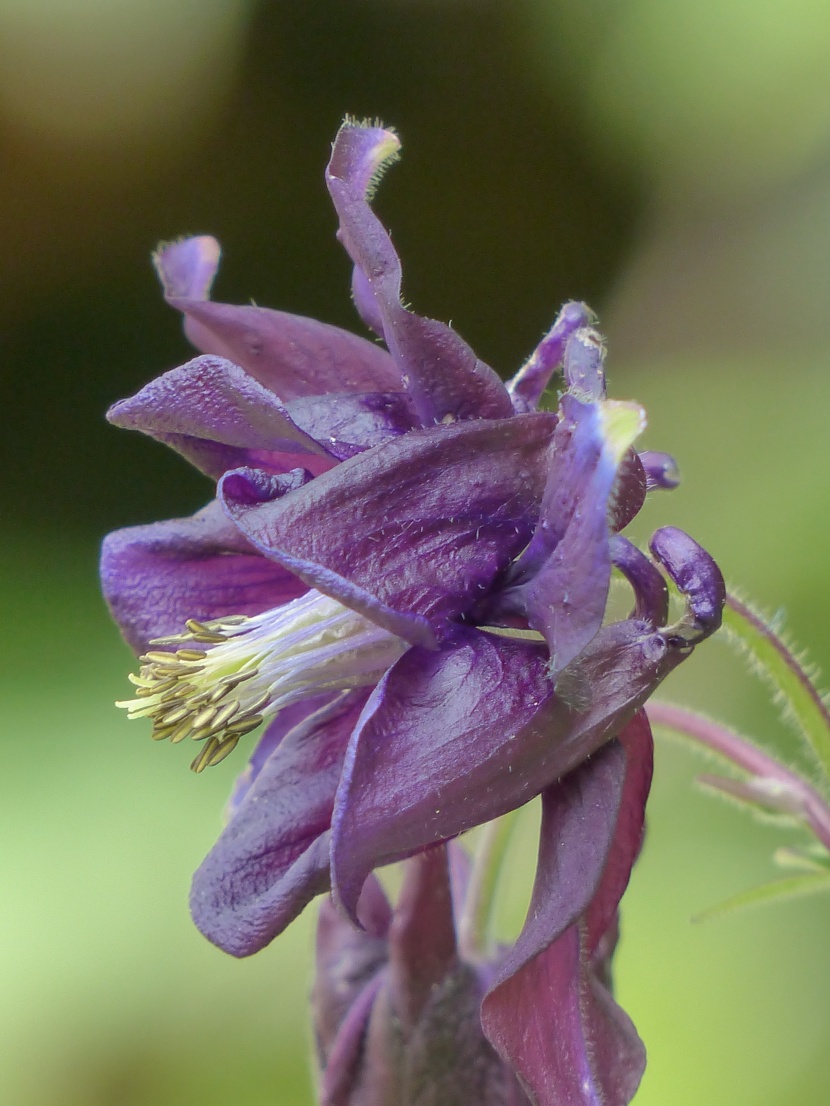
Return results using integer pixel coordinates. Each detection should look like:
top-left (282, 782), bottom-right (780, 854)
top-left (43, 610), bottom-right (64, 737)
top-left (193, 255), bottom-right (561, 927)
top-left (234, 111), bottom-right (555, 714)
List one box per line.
top-left (647, 701), bottom-right (830, 854)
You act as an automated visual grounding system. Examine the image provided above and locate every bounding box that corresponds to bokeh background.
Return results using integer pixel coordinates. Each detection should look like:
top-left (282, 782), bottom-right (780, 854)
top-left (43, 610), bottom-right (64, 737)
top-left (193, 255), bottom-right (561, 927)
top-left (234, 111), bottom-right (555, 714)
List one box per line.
top-left (2, 1), bottom-right (830, 1103)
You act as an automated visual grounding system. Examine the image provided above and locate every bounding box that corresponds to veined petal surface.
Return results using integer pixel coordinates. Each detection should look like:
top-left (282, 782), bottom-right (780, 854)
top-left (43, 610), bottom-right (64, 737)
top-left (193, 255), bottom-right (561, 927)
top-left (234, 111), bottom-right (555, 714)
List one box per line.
top-left (220, 412), bottom-right (556, 644)
top-left (100, 500), bottom-right (306, 653)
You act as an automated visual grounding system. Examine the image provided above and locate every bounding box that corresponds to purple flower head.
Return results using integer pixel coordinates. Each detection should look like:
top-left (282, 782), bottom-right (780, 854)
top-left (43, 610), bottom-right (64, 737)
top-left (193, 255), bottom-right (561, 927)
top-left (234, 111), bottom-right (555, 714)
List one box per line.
top-left (314, 712), bottom-right (653, 1106)
top-left (101, 121), bottom-right (724, 971)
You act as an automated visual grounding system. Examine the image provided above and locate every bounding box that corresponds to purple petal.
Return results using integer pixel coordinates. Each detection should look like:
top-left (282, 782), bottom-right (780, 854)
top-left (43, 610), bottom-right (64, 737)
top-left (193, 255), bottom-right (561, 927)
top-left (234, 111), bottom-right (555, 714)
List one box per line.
top-left (609, 449), bottom-right (647, 533)
top-left (285, 391), bottom-right (417, 461)
top-left (584, 712), bottom-right (653, 954)
top-left (108, 355), bottom-right (336, 478)
top-left (154, 237), bottom-right (402, 399)
top-left (483, 925), bottom-right (644, 1106)
top-left (490, 740), bottom-right (627, 987)
top-left (563, 326), bottom-right (607, 401)
top-left (387, 847), bottom-right (458, 1033)
top-left (481, 735), bottom-right (648, 1106)
top-left (326, 122), bottom-right (513, 424)
top-left (153, 236), bottom-right (220, 299)
top-left (639, 450), bottom-right (681, 491)
top-left (220, 412), bottom-right (556, 646)
top-left (610, 536), bottom-right (669, 626)
top-left (227, 693), bottom-right (339, 816)
top-left (190, 691), bottom-right (370, 956)
top-left (318, 971), bottom-right (386, 1106)
top-left (313, 876), bottom-right (390, 1072)
top-left (507, 302), bottom-right (595, 414)
top-left (503, 397), bottom-right (645, 673)
top-left (351, 264), bottom-right (385, 338)
top-left (318, 972), bottom-right (386, 1106)
top-left (649, 526), bottom-right (725, 643)
top-left (100, 500), bottom-right (306, 654)
top-left (331, 619), bottom-right (686, 920)
top-left (331, 630), bottom-right (551, 918)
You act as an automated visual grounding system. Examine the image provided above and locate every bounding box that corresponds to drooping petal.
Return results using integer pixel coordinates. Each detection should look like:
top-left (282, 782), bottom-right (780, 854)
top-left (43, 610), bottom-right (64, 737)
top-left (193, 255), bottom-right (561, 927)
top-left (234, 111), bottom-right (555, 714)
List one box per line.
top-left (100, 500), bottom-right (306, 654)
top-left (154, 237), bottom-right (402, 399)
top-left (108, 355), bottom-right (336, 478)
top-left (481, 729), bottom-right (649, 1106)
top-left (584, 712), bottom-right (653, 956)
top-left (325, 121), bottom-right (513, 424)
top-left (487, 740), bottom-right (626, 988)
top-left (330, 621), bottom-right (682, 920)
top-left (501, 396), bottom-right (646, 673)
top-left (330, 630), bottom-right (550, 918)
top-left (318, 972), bottom-right (387, 1106)
top-left (189, 690), bottom-right (370, 957)
top-left (507, 302), bottom-right (595, 414)
top-left (220, 412), bottom-right (556, 646)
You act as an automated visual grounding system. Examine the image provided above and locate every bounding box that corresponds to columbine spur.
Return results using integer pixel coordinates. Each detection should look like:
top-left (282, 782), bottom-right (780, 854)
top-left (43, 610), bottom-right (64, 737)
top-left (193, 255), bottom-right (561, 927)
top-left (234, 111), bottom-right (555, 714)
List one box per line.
top-left (314, 712), bottom-right (655, 1106)
top-left (101, 120), bottom-right (724, 1104)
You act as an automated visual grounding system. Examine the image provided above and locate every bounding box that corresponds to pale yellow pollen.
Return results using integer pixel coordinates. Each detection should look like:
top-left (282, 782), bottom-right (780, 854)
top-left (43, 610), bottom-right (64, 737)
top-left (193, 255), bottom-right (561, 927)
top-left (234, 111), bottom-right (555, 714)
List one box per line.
top-left (116, 591), bottom-right (408, 772)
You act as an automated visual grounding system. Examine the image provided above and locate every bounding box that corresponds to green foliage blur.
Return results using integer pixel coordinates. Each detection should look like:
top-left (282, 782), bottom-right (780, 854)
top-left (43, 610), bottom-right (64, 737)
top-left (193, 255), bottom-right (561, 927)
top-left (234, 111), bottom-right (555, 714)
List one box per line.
top-left (2, 2), bottom-right (829, 1103)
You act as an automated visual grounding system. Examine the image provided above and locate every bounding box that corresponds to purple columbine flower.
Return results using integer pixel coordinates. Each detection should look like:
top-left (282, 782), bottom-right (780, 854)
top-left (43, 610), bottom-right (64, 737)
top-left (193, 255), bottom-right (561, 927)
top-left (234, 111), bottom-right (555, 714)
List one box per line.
top-left (101, 118), bottom-right (723, 1031)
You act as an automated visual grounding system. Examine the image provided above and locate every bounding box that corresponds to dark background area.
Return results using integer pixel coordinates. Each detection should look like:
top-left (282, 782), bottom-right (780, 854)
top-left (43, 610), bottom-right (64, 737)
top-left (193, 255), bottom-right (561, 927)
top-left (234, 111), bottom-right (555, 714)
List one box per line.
top-left (1, 0), bottom-right (640, 535)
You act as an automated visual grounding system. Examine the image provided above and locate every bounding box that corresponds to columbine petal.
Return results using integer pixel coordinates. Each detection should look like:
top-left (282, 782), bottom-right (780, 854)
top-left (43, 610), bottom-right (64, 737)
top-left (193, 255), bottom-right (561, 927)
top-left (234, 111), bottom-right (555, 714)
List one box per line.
top-left (331, 619), bottom-right (685, 921)
top-left (584, 712), bottom-right (653, 956)
top-left (350, 262), bottom-right (385, 338)
top-left (610, 535), bottom-right (670, 626)
top-left (220, 412), bottom-right (556, 645)
top-left (562, 326), bottom-right (607, 401)
top-left (100, 500), bottom-right (306, 653)
top-left (330, 629), bottom-right (552, 919)
top-left (639, 449), bottom-right (681, 490)
top-left (285, 391), bottom-right (417, 460)
top-left (154, 237), bottom-right (402, 399)
top-left (507, 302), bottom-right (595, 414)
top-left (325, 121), bottom-right (513, 424)
top-left (190, 691), bottom-right (370, 956)
top-left (227, 693), bottom-right (339, 816)
top-left (314, 875), bottom-right (391, 1073)
top-left (107, 355), bottom-right (335, 478)
top-left (609, 450), bottom-right (648, 533)
top-left (153, 235), bottom-right (221, 299)
top-left (649, 526), bottom-right (725, 643)
top-left (501, 396), bottom-right (646, 672)
top-left (481, 717), bottom-right (652, 1106)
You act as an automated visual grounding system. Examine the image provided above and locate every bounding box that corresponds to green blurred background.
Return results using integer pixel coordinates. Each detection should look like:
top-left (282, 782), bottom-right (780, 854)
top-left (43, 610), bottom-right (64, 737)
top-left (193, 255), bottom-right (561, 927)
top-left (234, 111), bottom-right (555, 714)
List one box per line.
top-left (2, 1), bottom-right (829, 1102)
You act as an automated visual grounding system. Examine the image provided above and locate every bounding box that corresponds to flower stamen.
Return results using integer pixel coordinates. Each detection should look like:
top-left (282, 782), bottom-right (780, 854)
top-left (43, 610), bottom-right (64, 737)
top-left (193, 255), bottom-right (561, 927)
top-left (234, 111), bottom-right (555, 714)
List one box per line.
top-left (117, 590), bottom-right (407, 771)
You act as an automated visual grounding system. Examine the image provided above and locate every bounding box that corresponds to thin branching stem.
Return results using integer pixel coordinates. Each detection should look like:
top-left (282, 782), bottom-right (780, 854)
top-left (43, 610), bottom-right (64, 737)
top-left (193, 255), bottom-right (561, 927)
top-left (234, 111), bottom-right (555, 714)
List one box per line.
top-left (648, 701), bottom-right (830, 853)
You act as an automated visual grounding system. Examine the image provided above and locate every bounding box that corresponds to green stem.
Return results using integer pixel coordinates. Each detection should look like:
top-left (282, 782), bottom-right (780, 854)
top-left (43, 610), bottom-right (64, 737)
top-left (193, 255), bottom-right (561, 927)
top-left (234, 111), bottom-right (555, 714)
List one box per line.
top-left (457, 809), bottom-right (519, 959)
top-left (723, 593), bottom-right (830, 786)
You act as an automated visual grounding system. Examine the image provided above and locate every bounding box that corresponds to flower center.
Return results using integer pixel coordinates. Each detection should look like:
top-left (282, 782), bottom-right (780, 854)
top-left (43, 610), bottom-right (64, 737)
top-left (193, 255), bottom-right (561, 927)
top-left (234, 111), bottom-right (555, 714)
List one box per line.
top-left (117, 590), bottom-right (408, 772)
